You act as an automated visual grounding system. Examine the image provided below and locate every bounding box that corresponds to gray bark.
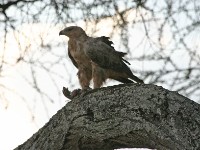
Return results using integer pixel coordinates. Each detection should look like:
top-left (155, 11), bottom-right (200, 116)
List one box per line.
top-left (15, 84), bottom-right (200, 150)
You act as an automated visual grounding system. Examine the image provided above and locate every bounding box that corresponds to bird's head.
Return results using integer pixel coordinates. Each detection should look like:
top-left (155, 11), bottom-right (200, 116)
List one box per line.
top-left (59, 26), bottom-right (86, 39)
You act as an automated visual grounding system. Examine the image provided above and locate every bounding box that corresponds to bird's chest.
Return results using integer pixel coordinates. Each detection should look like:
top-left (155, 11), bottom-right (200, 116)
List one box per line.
top-left (69, 41), bottom-right (89, 64)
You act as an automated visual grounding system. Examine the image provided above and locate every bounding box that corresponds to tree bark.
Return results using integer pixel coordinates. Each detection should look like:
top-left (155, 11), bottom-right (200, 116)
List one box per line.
top-left (15, 84), bottom-right (200, 150)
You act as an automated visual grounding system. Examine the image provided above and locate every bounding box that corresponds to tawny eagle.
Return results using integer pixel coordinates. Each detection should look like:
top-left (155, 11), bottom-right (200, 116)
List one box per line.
top-left (59, 26), bottom-right (143, 89)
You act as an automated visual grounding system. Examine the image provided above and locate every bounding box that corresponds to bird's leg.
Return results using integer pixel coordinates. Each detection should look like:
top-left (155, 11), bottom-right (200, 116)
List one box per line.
top-left (92, 66), bottom-right (105, 89)
top-left (77, 69), bottom-right (92, 90)
top-left (63, 69), bottom-right (93, 99)
top-left (93, 77), bottom-right (104, 89)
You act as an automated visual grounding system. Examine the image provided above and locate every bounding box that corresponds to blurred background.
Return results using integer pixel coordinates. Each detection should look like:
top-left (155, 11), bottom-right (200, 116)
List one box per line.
top-left (0, 0), bottom-right (200, 149)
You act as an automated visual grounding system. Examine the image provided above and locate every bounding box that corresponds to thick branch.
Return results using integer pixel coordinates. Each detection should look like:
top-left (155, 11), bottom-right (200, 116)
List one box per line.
top-left (15, 84), bottom-right (200, 150)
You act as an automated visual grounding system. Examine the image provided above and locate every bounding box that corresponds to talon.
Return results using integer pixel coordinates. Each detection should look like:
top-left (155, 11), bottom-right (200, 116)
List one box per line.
top-left (82, 87), bottom-right (92, 92)
top-left (71, 89), bottom-right (81, 98)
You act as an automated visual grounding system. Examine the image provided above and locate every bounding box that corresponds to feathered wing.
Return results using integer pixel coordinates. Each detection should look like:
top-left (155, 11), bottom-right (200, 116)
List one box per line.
top-left (84, 39), bottom-right (144, 83)
top-left (95, 36), bottom-right (114, 49)
top-left (68, 36), bottom-right (119, 69)
top-left (96, 36), bottom-right (130, 65)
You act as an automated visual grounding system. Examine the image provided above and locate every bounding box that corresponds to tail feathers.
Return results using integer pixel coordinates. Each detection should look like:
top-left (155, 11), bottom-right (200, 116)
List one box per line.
top-left (112, 75), bottom-right (143, 84)
top-left (129, 74), bottom-right (144, 83)
top-left (122, 63), bottom-right (144, 84)
top-left (112, 77), bottom-right (134, 84)
top-left (98, 36), bottom-right (143, 84)
top-left (122, 58), bottom-right (131, 65)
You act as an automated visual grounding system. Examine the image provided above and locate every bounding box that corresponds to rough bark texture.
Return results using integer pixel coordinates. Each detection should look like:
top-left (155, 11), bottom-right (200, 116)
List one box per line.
top-left (15, 84), bottom-right (200, 150)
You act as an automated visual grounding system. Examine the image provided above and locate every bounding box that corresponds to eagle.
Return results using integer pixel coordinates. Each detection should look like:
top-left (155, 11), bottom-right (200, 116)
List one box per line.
top-left (59, 26), bottom-right (143, 90)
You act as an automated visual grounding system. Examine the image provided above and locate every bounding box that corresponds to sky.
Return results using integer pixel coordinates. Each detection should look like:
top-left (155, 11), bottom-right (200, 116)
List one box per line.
top-left (0, 2), bottom-right (200, 149)
top-left (0, 20), bottom-right (154, 150)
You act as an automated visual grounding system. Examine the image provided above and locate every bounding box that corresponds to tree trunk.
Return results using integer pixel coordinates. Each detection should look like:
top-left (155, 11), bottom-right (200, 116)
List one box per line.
top-left (15, 84), bottom-right (200, 150)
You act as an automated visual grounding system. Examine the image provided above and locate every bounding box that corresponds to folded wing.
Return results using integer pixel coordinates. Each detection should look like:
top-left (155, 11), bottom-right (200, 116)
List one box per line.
top-left (84, 39), bottom-right (143, 83)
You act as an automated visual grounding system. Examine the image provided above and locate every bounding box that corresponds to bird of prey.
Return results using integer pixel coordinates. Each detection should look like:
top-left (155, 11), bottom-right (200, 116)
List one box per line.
top-left (59, 26), bottom-right (143, 90)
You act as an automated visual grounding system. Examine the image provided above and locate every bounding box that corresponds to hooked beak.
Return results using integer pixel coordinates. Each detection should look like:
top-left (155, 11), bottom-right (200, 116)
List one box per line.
top-left (59, 30), bottom-right (64, 36)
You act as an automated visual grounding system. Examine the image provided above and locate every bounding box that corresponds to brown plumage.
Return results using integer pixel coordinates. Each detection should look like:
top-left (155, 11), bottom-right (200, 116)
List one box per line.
top-left (59, 26), bottom-right (143, 89)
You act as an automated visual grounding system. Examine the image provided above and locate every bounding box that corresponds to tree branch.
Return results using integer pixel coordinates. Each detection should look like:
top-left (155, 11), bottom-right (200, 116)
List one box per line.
top-left (14, 84), bottom-right (200, 150)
